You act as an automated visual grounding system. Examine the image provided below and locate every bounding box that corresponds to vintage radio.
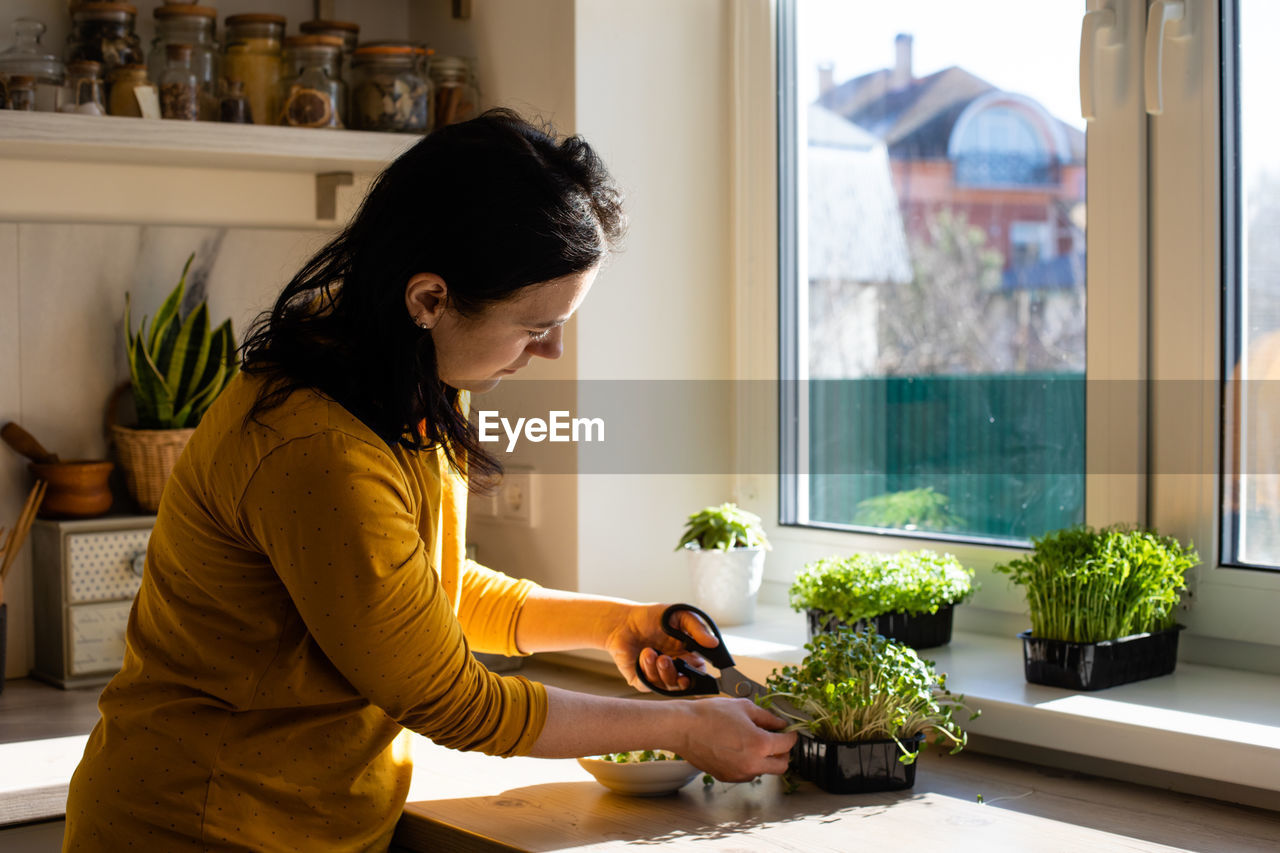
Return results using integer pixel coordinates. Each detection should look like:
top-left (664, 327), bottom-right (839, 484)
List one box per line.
top-left (30, 516), bottom-right (154, 688)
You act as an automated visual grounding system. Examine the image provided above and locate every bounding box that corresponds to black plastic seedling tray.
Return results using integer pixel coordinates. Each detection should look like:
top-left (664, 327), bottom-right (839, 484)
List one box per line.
top-left (790, 733), bottom-right (924, 794)
top-left (806, 605), bottom-right (955, 649)
top-left (1019, 625), bottom-right (1184, 691)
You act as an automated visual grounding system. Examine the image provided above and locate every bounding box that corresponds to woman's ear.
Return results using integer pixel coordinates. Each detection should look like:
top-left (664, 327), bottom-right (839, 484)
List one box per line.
top-left (405, 273), bottom-right (448, 330)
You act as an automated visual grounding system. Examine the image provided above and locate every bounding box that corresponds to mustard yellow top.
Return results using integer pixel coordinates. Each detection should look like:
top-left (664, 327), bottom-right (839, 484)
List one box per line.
top-left (65, 373), bottom-right (548, 852)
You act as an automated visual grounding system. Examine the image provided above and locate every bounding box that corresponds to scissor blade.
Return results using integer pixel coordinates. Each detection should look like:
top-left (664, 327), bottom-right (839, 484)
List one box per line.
top-left (718, 667), bottom-right (813, 725)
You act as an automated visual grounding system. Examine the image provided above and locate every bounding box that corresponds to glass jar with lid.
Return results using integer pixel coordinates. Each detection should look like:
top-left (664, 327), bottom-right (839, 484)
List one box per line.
top-left (159, 43), bottom-right (199, 120)
top-left (60, 60), bottom-right (106, 115)
top-left (65, 3), bottom-right (143, 87)
top-left (107, 63), bottom-right (150, 116)
top-left (299, 18), bottom-right (358, 124)
top-left (349, 45), bottom-right (429, 133)
top-left (149, 4), bottom-right (218, 121)
top-left (0, 18), bottom-right (64, 112)
top-left (278, 35), bottom-right (344, 128)
top-left (221, 13), bottom-right (285, 127)
top-left (4, 75), bottom-right (35, 110)
top-left (428, 55), bottom-right (479, 129)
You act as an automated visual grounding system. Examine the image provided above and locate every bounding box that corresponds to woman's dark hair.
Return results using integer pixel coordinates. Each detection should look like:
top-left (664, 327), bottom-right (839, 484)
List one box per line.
top-left (240, 109), bottom-right (625, 486)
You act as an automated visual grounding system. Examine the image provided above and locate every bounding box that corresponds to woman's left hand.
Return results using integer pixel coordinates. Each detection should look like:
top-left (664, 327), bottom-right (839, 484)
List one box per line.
top-left (603, 602), bottom-right (719, 692)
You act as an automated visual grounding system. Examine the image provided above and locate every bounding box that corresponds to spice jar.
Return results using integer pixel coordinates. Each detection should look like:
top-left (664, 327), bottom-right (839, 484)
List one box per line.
top-left (428, 55), bottom-right (479, 129)
top-left (65, 3), bottom-right (143, 88)
top-left (107, 63), bottom-right (150, 116)
top-left (0, 18), bottom-right (65, 112)
top-left (221, 13), bottom-right (284, 127)
top-left (150, 4), bottom-right (218, 121)
top-left (278, 35), bottom-right (344, 128)
top-left (218, 78), bottom-right (252, 123)
top-left (159, 43), bottom-right (199, 120)
top-left (349, 45), bottom-right (429, 133)
top-left (299, 18), bottom-right (358, 124)
top-left (4, 74), bottom-right (35, 110)
top-left (60, 60), bottom-right (106, 115)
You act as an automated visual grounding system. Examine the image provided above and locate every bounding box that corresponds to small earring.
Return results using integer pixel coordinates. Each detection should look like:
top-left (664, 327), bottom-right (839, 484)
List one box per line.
top-left (415, 317), bottom-right (431, 330)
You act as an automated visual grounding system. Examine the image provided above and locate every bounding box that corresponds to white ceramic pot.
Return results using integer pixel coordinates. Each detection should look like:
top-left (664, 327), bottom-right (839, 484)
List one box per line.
top-left (687, 547), bottom-right (765, 626)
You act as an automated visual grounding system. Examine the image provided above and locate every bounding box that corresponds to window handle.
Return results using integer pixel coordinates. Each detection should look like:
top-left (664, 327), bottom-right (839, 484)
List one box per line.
top-left (1079, 5), bottom-right (1119, 121)
top-left (1144, 0), bottom-right (1187, 115)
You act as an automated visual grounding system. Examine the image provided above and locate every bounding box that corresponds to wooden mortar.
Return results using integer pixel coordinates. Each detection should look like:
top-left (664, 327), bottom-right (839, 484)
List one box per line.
top-left (28, 461), bottom-right (114, 518)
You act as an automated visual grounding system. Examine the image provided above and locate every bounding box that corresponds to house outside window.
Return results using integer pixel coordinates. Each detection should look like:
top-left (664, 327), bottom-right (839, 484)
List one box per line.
top-left (790, 9), bottom-right (1086, 544)
top-left (775, 0), bottom-right (1280, 663)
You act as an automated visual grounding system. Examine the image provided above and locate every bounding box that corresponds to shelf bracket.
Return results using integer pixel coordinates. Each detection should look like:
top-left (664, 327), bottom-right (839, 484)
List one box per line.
top-left (315, 171), bottom-right (353, 221)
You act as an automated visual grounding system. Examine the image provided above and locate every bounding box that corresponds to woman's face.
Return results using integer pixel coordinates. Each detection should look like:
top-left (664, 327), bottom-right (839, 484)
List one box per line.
top-left (425, 266), bottom-right (598, 393)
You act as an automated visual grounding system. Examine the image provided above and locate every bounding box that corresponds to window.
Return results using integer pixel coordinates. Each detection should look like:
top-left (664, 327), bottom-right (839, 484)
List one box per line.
top-left (771, 0), bottom-right (1280, 660)
top-left (1224, 0), bottom-right (1280, 570)
top-left (781, 1), bottom-right (1087, 544)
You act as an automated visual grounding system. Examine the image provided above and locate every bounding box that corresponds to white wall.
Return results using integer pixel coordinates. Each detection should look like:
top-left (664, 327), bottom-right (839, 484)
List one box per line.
top-left (572, 0), bottom-right (737, 602)
top-left (409, 0), bottom-right (583, 594)
top-left (0, 224), bottom-right (322, 677)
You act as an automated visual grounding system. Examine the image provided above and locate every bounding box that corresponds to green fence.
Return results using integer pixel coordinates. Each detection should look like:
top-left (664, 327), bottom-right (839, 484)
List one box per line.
top-left (808, 373), bottom-right (1085, 542)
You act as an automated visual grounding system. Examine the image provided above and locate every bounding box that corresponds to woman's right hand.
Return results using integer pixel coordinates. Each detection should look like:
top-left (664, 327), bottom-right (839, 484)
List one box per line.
top-left (672, 697), bottom-right (798, 782)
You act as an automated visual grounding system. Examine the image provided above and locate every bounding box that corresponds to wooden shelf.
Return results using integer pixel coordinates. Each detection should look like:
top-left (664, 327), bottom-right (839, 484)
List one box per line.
top-left (0, 111), bottom-right (418, 174)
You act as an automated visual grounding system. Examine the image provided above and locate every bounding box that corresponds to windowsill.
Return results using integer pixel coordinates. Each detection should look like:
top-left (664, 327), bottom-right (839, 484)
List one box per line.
top-left (550, 604), bottom-right (1280, 810)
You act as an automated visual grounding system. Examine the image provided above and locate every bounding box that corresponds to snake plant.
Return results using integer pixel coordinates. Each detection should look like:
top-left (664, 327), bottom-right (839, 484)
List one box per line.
top-left (124, 254), bottom-right (238, 430)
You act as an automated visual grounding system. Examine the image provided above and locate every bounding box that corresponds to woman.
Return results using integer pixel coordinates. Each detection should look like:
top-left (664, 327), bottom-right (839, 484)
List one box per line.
top-left (65, 110), bottom-right (795, 851)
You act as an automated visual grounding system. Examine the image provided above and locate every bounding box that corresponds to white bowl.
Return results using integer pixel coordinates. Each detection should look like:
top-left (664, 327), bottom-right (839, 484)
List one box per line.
top-left (577, 755), bottom-right (701, 796)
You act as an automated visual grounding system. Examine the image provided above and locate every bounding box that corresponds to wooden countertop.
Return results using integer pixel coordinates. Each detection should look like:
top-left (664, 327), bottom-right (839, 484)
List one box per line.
top-left (392, 659), bottom-right (1280, 853)
top-left (3, 663), bottom-right (1280, 851)
top-left (394, 737), bottom-right (1280, 852)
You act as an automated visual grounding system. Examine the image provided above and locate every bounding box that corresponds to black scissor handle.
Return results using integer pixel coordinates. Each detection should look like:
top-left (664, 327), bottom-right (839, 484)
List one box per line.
top-left (657, 603), bottom-right (735, 669)
top-left (634, 603), bottom-right (735, 697)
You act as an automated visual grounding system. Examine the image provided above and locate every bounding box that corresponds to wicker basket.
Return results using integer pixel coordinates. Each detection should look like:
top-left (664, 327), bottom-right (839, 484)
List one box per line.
top-left (109, 424), bottom-right (194, 513)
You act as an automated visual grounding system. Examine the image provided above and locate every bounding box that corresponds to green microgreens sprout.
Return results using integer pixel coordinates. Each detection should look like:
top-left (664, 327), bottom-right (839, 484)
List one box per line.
top-left (757, 627), bottom-right (977, 765)
top-left (789, 549), bottom-right (976, 624)
top-left (993, 525), bottom-right (1197, 643)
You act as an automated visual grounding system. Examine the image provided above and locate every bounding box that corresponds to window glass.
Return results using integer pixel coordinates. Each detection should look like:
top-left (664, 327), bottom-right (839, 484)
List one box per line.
top-left (1225, 0), bottom-right (1280, 568)
top-left (789, 0), bottom-right (1086, 542)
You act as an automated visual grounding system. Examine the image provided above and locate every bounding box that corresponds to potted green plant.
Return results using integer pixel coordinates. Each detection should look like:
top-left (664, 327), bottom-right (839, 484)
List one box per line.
top-left (110, 254), bottom-right (238, 513)
top-left (676, 503), bottom-right (771, 626)
top-left (789, 550), bottom-right (975, 649)
top-left (994, 525), bottom-right (1198, 690)
top-left (759, 627), bottom-right (973, 794)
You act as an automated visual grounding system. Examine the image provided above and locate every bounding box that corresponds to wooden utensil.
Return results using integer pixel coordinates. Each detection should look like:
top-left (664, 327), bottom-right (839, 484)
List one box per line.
top-left (1, 422), bottom-right (60, 464)
top-left (0, 480), bottom-right (48, 603)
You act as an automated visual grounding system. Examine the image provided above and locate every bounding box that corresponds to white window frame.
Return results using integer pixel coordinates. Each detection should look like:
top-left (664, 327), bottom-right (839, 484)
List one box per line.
top-left (733, 0), bottom-right (1280, 670)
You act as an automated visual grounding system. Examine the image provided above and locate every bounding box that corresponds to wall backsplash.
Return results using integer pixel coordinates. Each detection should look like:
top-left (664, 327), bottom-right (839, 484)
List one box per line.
top-left (0, 222), bottom-right (327, 678)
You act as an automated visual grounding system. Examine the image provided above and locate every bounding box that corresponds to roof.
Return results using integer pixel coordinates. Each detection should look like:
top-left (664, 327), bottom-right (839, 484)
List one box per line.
top-left (806, 104), bottom-right (912, 285)
top-left (820, 65), bottom-right (1085, 162)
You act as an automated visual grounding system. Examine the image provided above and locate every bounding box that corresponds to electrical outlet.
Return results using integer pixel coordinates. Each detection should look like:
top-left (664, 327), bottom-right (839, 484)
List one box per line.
top-left (498, 468), bottom-right (535, 527)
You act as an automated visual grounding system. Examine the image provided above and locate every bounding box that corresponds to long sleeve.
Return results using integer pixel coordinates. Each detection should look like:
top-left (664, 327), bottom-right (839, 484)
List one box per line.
top-left (238, 429), bottom-right (546, 756)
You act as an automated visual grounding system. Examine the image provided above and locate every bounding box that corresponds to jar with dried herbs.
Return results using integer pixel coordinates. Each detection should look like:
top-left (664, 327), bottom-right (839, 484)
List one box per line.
top-left (159, 43), bottom-right (199, 120)
top-left (0, 18), bottom-right (64, 112)
top-left (429, 55), bottom-right (479, 129)
top-left (221, 13), bottom-right (284, 127)
top-left (278, 35), bottom-right (344, 129)
top-left (150, 4), bottom-right (218, 121)
top-left (4, 74), bottom-right (34, 110)
top-left (65, 2), bottom-right (143, 86)
top-left (350, 45), bottom-right (429, 133)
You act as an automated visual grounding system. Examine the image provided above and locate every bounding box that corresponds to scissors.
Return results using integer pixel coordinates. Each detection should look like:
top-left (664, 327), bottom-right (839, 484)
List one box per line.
top-left (634, 603), bottom-right (811, 727)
